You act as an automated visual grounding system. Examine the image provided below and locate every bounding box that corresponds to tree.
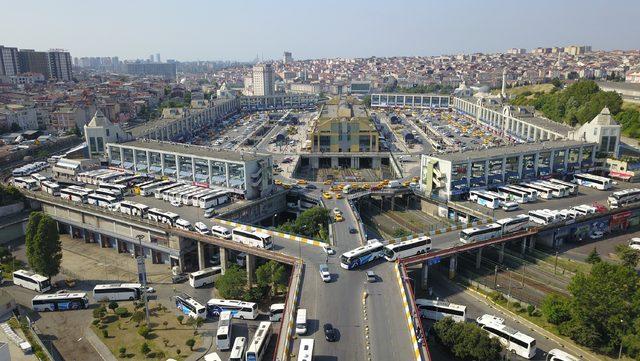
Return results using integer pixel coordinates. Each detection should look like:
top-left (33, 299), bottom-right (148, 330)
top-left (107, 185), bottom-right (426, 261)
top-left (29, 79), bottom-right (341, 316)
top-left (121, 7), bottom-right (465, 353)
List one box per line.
top-left (585, 247), bottom-right (601, 264)
top-left (216, 265), bottom-right (247, 300)
top-left (137, 325), bottom-right (151, 339)
top-left (73, 124), bottom-right (81, 137)
top-left (108, 301), bottom-right (119, 313)
top-left (433, 317), bottom-right (502, 360)
top-left (541, 294), bottom-right (572, 325)
top-left (131, 311), bottom-right (145, 326)
top-left (276, 206), bottom-right (329, 240)
top-left (25, 212), bottom-right (44, 271)
top-left (362, 95), bottom-right (371, 107)
top-left (256, 260), bottom-right (287, 297)
top-left (615, 244), bottom-right (640, 269)
top-left (140, 342), bottom-right (150, 355)
top-left (185, 338), bottom-right (195, 351)
top-left (25, 212), bottom-right (62, 278)
top-left (392, 228), bottom-right (411, 238)
top-left (118, 346), bottom-right (126, 357)
top-left (176, 315), bottom-right (184, 325)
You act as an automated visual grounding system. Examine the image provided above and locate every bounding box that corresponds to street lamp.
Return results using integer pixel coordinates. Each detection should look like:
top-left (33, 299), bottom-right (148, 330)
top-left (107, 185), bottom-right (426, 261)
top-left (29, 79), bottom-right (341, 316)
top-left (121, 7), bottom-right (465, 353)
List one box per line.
top-left (136, 234), bottom-right (150, 326)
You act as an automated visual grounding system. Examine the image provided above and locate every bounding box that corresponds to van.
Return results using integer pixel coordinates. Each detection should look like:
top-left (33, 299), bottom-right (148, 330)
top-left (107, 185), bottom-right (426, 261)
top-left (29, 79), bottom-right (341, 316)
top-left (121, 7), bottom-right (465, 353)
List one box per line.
top-left (194, 222), bottom-right (210, 235)
top-left (296, 308), bottom-right (307, 335)
top-left (203, 353), bottom-right (222, 361)
top-left (501, 202), bottom-right (519, 211)
top-left (175, 219), bottom-right (194, 231)
top-left (269, 303), bottom-right (286, 322)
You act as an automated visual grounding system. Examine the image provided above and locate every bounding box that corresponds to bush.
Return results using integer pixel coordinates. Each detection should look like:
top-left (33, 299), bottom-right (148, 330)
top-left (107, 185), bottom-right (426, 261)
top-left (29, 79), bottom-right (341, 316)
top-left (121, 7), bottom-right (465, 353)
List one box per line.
top-left (177, 315), bottom-right (184, 325)
top-left (93, 308), bottom-right (105, 319)
top-left (108, 301), bottom-right (119, 313)
top-left (102, 329), bottom-right (109, 338)
top-left (512, 302), bottom-right (521, 309)
top-left (186, 338), bottom-right (195, 350)
top-left (541, 294), bottom-right (572, 325)
top-left (92, 319), bottom-right (100, 326)
top-left (115, 307), bottom-right (129, 318)
top-left (137, 325), bottom-right (151, 339)
top-left (140, 342), bottom-right (150, 355)
top-left (118, 346), bottom-right (126, 356)
top-left (242, 286), bottom-right (267, 302)
top-left (176, 349), bottom-right (181, 355)
top-left (527, 304), bottom-right (536, 316)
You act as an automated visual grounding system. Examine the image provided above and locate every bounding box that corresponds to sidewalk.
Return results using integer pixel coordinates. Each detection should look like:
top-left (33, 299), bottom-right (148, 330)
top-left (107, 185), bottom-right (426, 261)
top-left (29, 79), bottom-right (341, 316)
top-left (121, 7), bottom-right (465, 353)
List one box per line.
top-left (184, 331), bottom-right (214, 361)
top-left (84, 328), bottom-right (117, 361)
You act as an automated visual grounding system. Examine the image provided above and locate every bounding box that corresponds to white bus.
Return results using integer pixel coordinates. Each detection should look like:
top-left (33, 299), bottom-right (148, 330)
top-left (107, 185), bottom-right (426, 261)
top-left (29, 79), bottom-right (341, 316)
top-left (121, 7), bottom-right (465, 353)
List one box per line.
top-left (232, 228), bottom-right (273, 249)
top-left (497, 186), bottom-right (529, 203)
top-left (113, 174), bottom-right (147, 187)
top-left (415, 299), bottom-right (467, 323)
top-left (297, 339), bottom-right (314, 361)
top-left (32, 293), bottom-right (89, 312)
top-left (269, 303), bottom-right (285, 322)
top-left (87, 193), bottom-right (117, 208)
top-left (546, 349), bottom-right (579, 361)
top-left (519, 183), bottom-right (554, 200)
top-left (229, 337), bottom-right (247, 361)
top-left (216, 311), bottom-right (233, 351)
top-left (60, 188), bottom-right (89, 203)
top-left (41, 181), bottom-right (61, 196)
top-left (469, 190), bottom-right (501, 209)
top-left (245, 321), bottom-right (272, 361)
top-left (93, 283), bottom-right (142, 301)
top-left (573, 173), bottom-right (612, 190)
top-left (477, 314), bottom-right (537, 359)
top-left (94, 188), bottom-right (124, 201)
top-left (98, 182), bottom-right (128, 197)
top-left (30, 173), bottom-right (48, 186)
top-left (181, 188), bottom-right (205, 205)
top-left (200, 191), bottom-right (229, 209)
top-left (570, 205), bottom-right (596, 216)
top-left (153, 183), bottom-right (180, 199)
top-left (608, 188), bottom-right (640, 209)
top-left (189, 267), bottom-right (222, 288)
top-left (536, 181), bottom-right (569, 198)
top-left (185, 189), bottom-right (211, 206)
top-left (13, 270), bottom-right (51, 292)
top-left (140, 180), bottom-right (172, 196)
top-left (119, 201), bottom-right (149, 217)
top-left (211, 226), bottom-right (232, 240)
top-left (147, 208), bottom-right (180, 226)
top-left (175, 295), bottom-right (207, 319)
top-left (508, 185), bottom-right (538, 202)
top-left (164, 186), bottom-right (192, 201)
top-left (340, 240), bottom-right (385, 270)
top-left (460, 223), bottom-right (502, 244)
top-left (549, 178), bottom-right (579, 195)
top-left (382, 236), bottom-right (431, 261)
top-left (175, 218), bottom-right (194, 231)
top-left (496, 215), bottom-right (530, 234)
top-left (528, 210), bottom-right (560, 225)
top-left (206, 299), bottom-right (259, 319)
top-left (95, 171), bottom-right (124, 185)
top-left (12, 177), bottom-right (39, 190)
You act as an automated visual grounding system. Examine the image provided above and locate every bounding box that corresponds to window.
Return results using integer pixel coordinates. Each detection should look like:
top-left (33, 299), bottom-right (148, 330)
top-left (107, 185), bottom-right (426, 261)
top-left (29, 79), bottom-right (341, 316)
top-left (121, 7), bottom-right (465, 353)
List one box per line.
top-left (89, 137), bottom-right (97, 153)
top-left (106, 129), bottom-right (110, 137)
top-left (97, 138), bottom-right (104, 152)
top-left (609, 136), bottom-right (617, 152)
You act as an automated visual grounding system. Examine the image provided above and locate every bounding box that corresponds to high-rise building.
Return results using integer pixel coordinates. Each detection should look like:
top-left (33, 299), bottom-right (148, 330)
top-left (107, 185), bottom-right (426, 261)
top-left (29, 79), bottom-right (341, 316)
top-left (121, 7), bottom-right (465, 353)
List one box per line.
top-left (283, 51), bottom-right (293, 64)
top-left (252, 63), bottom-right (275, 96)
top-left (18, 49), bottom-right (50, 78)
top-left (124, 62), bottom-right (176, 79)
top-left (155, 53), bottom-right (161, 63)
top-left (149, 54), bottom-right (155, 62)
top-left (0, 46), bottom-right (20, 76)
top-left (48, 51), bottom-right (73, 81)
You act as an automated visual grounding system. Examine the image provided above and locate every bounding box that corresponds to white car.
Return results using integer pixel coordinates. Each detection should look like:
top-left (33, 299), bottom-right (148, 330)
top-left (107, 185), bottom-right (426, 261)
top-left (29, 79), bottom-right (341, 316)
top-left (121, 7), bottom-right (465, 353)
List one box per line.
top-left (502, 201), bottom-right (519, 211)
top-left (204, 208), bottom-right (216, 218)
top-left (323, 245), bottom-right (336, 255)
top-left (194, 222), bottom-right (210, 235)
top-left (319, 264), bottom-right (331, 282)
top-left (630, 238), bottom-right (640, 251)
top-left (170, 199), bottom-right (182, 207)
top-left (589, 230), bottom-right (604, 240)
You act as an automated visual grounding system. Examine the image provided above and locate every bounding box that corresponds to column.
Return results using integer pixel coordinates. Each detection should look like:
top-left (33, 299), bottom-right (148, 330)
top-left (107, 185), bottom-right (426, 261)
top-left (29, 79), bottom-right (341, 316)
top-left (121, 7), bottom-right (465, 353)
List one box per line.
top-left (421, 262), bottom-right (429, 289)
top-left (197, 241), bottom-right (206, 270)
top-left (97, 233), bottom-right (104, 248)
top-left (246, 254), bottom-right (256, 287)
top-left (528, 237), bottom-right (536, 252)
top-left (448, 254), bottom-right (457, 279)
top-left (476, 248), bottom-right (483, 269)
top-left (521, 237), bottom-right (527, 256)
top-left (498, 243), bottom-right (505, 264)
top-left (219, 247), bottom-right (228, 275)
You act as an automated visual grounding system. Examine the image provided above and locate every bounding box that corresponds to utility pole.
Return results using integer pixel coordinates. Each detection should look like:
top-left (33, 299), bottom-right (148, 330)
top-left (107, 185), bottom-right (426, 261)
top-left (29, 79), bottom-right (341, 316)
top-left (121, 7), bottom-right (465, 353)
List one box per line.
top-left (554, 251), bottom-right (559, 275)
top-left (494, 265), bottom-right (498, 288)
top-left (507, 267), bottom-right (513, 306)
top-left (136, 234), bottom-right (150, 326)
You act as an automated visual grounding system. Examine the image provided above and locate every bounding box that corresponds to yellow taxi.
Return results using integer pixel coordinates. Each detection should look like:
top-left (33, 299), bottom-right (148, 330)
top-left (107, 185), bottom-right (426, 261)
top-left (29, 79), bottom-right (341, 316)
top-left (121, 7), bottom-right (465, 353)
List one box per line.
top-left (283, 184), bottom-right (292, 190)
top-left (402, 181), bottom-right (411, 187)
top-left (362, 183), bottom-right (371, 190)
top-left (334, 214), bottom-right (344, 222)
top-left (322, 192), bottom-right (332, 199)
top-left (296, 179), bottom-right (308, 185)
top-left (274, 179), bottom-right (283, 186)
top-left (323, 180), bottom-right (333, 185)
top-left (335, 193), bottom-right (343, 199)
top-left (412, 176), bottom-right (420, 182)
top-left (330, 185), bottom-right (342, 192)
top-left (382, 179), bottom-right (390, 185)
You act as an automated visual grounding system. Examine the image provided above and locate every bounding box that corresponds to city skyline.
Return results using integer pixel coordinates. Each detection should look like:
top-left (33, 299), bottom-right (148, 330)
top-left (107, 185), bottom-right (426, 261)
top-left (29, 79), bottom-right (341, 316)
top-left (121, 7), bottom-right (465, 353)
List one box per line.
top-left (3, 0), bottom-right (640, 62)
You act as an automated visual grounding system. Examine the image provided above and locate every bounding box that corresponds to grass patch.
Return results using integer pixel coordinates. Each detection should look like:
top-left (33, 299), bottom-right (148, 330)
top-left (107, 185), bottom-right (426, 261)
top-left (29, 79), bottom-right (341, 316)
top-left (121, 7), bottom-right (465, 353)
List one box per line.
top-left (491, 83), bottom-right (555, 97)
top-left (622, 101), bottom-right (640, 112)
top-left (92, 302), bottom-right (202, 360)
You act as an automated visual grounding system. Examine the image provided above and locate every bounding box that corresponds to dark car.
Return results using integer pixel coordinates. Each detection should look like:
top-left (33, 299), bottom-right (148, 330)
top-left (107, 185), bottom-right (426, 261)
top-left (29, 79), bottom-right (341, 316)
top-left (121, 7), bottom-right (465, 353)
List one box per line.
top-left (171, 274), bottom-right (188, 284)
top-left (349, 227), bottom-right (358, 234)
top-left (305, 184), bottom-right (317, 190)
top-left (323, 323), bottom-right (337, 342)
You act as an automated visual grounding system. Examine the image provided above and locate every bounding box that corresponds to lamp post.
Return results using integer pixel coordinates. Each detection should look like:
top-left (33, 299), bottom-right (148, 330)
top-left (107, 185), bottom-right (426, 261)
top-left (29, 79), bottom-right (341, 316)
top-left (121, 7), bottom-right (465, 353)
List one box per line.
top-left (136, 234), bottom-right (150, 326)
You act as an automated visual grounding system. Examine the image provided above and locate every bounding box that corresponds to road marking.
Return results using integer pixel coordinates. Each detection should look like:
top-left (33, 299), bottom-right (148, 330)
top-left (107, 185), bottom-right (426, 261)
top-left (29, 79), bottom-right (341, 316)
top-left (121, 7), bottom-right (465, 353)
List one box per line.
top-left (394, 264), bottom-right (423, 361)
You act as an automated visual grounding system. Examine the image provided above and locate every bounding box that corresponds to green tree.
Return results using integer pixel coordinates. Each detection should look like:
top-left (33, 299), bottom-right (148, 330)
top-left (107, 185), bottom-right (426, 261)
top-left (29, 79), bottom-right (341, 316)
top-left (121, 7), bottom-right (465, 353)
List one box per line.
top-left (140, 342), bottom-right (150, 355)
top-left (25, 213), bottom-right (62, 278)
top-left (362, 95), bottom-right (371, 107)
top-left (131, 311), bottom-right (145, 326)
top-left (585, 247), bottom-right (601, 264)
top-left (276, 206), bottom-right (329, 240)
top-left (184, 92), bottom-right (192, 104)
top-left (541, 294), bottom-right (572, 325)
top-left (615, 244), bottom-right (640, 269)
top-left (73, 124), bottom-right (81, 137)
top-left (185, 338), bottom-right (195, 350)
top-left (176, 315), bottom-right (184, 325)
top-left (108, 301), bottom-right (119, 313)
top-left (25, 212), bottom-right (44, 271)
top-left (392, 228), bottom-right (411, 238)
top-left (118, 346), bottom-right (126, 357)
top-left (256, 260), bottom-right (287, 297)
top-left (216, 265), bottom-right (247, 299)
top-left (433, 317), bottom-right (502, 360)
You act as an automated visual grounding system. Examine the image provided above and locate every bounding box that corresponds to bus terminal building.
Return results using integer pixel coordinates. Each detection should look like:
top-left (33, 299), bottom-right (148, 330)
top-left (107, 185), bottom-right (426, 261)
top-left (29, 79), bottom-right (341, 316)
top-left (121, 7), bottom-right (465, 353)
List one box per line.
top-left (420, 140), bottom-right (597, 200)
top-left (106, 140), bottom-right (273, 200)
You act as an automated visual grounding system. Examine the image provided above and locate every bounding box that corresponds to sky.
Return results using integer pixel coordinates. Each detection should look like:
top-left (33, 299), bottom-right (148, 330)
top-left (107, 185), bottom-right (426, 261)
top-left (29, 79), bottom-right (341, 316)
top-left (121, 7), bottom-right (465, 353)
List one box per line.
top-left (2, 0), bottom-right (639, 62)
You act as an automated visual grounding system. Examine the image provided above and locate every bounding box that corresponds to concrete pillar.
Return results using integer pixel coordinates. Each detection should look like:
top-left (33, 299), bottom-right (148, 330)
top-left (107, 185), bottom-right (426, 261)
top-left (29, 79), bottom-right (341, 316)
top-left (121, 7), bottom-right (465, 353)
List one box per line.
top-left (421, 262), bottom-right (429, 289)
top-left (219, 247), bottom-right (228, 275)
top-left (246, 254), bottom-right (256, 287)
top-left (528, 237), bottom-right (536, 252)
top-left (521, 237), bottom-right (527, 256)
top-left (391, 196), bottom-right (395, 211)
top-left (475, 248), bottom-right (483, 269)
top-left (197, 241), bottom-right (206, 270)
top-left (97, 233), bottom-right (103, 248)
top-left (498, 243), bottom-right (505, 263)
top-left (449, 255), bottom-right (457, 279)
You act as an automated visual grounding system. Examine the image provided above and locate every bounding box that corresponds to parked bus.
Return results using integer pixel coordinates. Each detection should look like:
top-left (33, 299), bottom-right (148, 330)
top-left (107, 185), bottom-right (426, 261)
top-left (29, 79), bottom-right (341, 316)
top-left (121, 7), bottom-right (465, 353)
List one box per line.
top-left (12, 177), bottom-right (39, 190)
top-left (206, 299), bottom-right (259, 319)
top-left (185, 189), bottom-right (211, 206)
top-left (572, 173), bottom-right (612, 190)
top-left (98, 182), bottom-right (128, 197)
top-left (340, 240), bottom-right (385, 270)
top-left (140, 180), bottom-right (171, 196)
top-left (41, 181), bottom-right (61, 196)
top-left (297, 339), bottom-right (314, 361)
top-left (180, 188), bottom-right (204, 205)
top-left (30, 173), bottom-right (48, 186)
top-left (519, 183), bottom-right (554, 200)
top-left (269, 303), bottom-right (285, 322)
top-left (608, 188), bottom-right (640, 209)
top-left (164, 186), bottom-right (192, 201)
top-left (415, 299), bottom-right (467, 323)
top-left (497, 186), bottom-right (529, 203)
top-left (549, 178), bottom-right (578, 195)
top-left (189, 267), bottom-right (222, 288)
top-left (93, 283), bottom-right (142, 301)
top-left (245, 321), bottom-right (272, 361)
top-left (13, 270), bottom-right (51, 292)
top-left (113, 174), bottom-right (147, 187)
top-left (459, 223), bottom-right (502, 244)
top-left (87, 193), bottom-right (117, 208)
top-left (382, 236), bottom-right (431, 261)
top-left (216, 311), bottom-right (233, 350)
top-left (200, 191), bottom-right (230, 209)
top-left (60, 187), bottom-right (89, 203)
top-left (528, 210), bottom-right (560, 225)
top-left (95, 171), bottom-right (124, 185)
top-left (469, 190), bottom-right (501, 209)
top-left (211, 226), bottom-right (232, 239)
top-left (477, 314), bottom-right (537, 359)
top-left (153, 183), bottom-right (180, 199)
top-left (496, 215), bottom-right (530, 234)
top-left (147, 208), bottom-right (180, 226)
top-left (228, 337), bottom-right (247, 361)
top-left (175, 295), bottom-right (207, 319)
top-left (94, 188), bottom-right (124, 201)
top-left (536, 181), bottom-right (569, 198)
top-left (119, 201), bottom-right (149, 217)
top-left (508, 185), bottom-right (538, 202)
top-left (232, 228), bottom-right (273, 249)
top-left (32, 293), bottom-right (89, 312)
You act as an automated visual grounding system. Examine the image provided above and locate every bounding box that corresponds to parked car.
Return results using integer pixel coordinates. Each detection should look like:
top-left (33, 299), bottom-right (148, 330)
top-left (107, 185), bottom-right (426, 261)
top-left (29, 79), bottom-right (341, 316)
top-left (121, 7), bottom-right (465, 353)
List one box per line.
top-left (589, 230), bottom-right (604, 240)
top-left (630, 238), bottom-right (640, 251)
top-left (171, 274), bottom-right (188, 284)
top-left (349, 227), bottom-right (358, 234)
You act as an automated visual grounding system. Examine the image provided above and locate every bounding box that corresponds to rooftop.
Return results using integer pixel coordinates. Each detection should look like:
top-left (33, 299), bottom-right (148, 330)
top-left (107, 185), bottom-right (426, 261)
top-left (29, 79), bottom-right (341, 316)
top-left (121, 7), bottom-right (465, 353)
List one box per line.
top-left (113, 140), bottom-right (268, 162)
top-left (434, 140), bottom-right (595, 163)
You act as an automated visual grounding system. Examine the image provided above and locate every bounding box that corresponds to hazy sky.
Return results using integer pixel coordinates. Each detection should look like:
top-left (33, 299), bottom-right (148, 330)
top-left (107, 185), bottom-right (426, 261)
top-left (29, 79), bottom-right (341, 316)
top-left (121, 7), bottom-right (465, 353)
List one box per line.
top-left (2, 0), bottom-right (639, 61)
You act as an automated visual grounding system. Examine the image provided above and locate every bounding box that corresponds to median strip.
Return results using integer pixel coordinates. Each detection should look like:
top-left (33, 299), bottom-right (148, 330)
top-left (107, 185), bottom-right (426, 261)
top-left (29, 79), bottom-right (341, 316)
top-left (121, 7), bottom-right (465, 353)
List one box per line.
top-left (394, 263), bottom-right (423, 361)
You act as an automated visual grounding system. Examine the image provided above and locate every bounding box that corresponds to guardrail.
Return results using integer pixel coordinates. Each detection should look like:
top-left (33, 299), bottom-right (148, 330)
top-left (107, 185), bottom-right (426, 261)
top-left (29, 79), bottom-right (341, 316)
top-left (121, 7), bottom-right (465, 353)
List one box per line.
top-left (274, 261), bottom-right (303, 361)
top-left (394, 264), bottom-right (427, 361)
